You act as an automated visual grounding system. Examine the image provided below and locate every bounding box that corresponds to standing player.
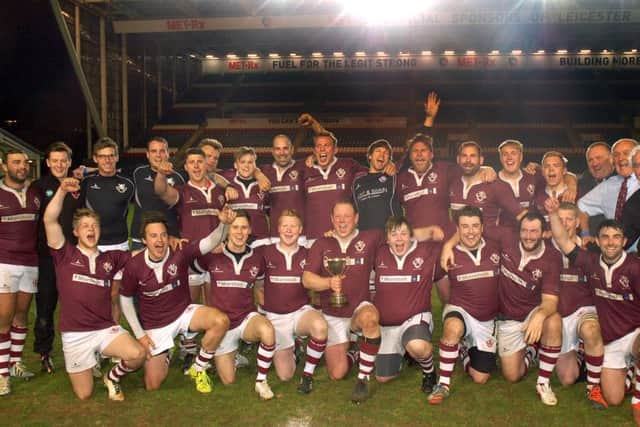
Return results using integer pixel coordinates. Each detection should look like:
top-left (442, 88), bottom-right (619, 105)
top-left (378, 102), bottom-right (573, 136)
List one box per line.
top-left (373, 216), bottom-right (442, 393)
top-left (303, 133), bottom-right (367, 242)
top-left (154, 148), bottom-right (227, 370)
top-left (260, 134), bottom-right (306, 241)
top-left (120, 209), bottom-right (232, 393)
top-left (32, 142), bottom-right (83, 373)
top-left (532, 151), bottom-right (576, 228)
top-left (194, 211), bottom-right (277, 400)
top-left (548, 198), bottom-right (640, 422)
top-left (428, 207), bottom-right (500, 404)
top-left (547, 202), bottom-right (606, 409)
top-left (130, 137), bottom-right (185, 249)
top-left (257, 209), bottom-right (328, 394)
top-left (81, 137), bottom-right (133, 252)
top-left (303, 200), bottom-right (383, 403)
top-left (449, 141), bottom-right (527, 237)
top-left (352, 139), bottom-right (402, 231)
top-left (0, 150), bottom-right (41, 393)
top-left (44, 178), bottom-right (145, 401)
top-left (224, 147), bottom-right (270, 243)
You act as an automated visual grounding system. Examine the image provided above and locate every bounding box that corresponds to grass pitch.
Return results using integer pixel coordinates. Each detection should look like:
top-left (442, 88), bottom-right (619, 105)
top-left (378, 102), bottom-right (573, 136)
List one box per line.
top-left (1, 290), bottom-right (636, 427)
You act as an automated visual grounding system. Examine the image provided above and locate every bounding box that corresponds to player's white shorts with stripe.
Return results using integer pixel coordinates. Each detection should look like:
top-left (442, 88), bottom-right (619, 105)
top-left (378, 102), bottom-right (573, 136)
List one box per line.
top-left (97, 241), bottom-right (128, 280)
top-left (379, 312), bottom-right (433, 356)
top-left (264, 305), bottom-right (319, 351)
top-left (443, 304), bottom-right (497, 354)
top-left (603, 328), bottom-right (640, 369)
top-left (0, 263), bottom-right (38, 294)
top-left (497, 308), bottom-right (537, 357)
top-left (146, 304), bottom-right (202, 356)
top-left (61, 325), bottom-right (127, 373)
top-left (560, 305), bottom-right (598, 355)
top-left (216, 312), bottom-right (261, 355)
top-left (325, 301), bottom-right (373, 346)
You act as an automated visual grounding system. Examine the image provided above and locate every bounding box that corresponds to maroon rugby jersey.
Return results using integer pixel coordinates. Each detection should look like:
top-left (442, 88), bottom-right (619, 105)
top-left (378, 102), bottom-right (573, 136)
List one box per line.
top-left (373, 240), bottom-right (443, 326)
top-left (0, 181), bottom-right (40, 266)
top-left (498, 170), bottom-right (543, 230)
top-left (304, 229), bottom-right (382, 318)
top-left (303, 158), bottom-right (366, 240)
top-left (572, 250), bottom-right (640, 344)
top-left (446, 239), bottom-right (501, 322)
top-left (51, 242), bottom-right (130, 332)
top-left (497, 235), bottom-right (560, 321)
top-left (396, 161), bottom-right (456, 236)
top-left (225, 172), bottom-right (269, 239)
top-left (174, 181), bottom-right (226, 241)
top-left (197, 246), bottom-right (265, 329)
top-left (449, 178), bottom-right (523, 235)
top-left (261, 161), bottom-right (306, 237)
top-left (121, 242), bottom-right (201, 329)
top-left (548, 240), bottom-right (593, 318)
top-left (262, 243), bottom-right (309, 314)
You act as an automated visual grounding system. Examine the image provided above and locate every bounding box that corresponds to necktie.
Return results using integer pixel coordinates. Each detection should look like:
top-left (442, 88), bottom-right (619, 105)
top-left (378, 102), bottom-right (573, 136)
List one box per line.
top-left (615, 176), bottom-right (629, 222)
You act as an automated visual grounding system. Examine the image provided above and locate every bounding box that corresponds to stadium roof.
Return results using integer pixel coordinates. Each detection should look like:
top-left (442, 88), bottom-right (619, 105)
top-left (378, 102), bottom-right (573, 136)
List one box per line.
top-left (81, 0), bottom-right (640, 58)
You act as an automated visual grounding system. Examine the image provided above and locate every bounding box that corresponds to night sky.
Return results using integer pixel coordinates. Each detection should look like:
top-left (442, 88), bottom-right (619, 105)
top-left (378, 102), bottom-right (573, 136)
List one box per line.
top-left (1, 1), bottom-right (85, 154)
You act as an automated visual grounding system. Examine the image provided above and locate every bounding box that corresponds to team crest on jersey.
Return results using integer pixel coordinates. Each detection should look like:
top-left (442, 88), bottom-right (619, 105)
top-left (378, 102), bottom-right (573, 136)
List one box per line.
top-left (167, 263), bottom-right (178, 276)
top-left (354, 240), bottom-right (366, 253)
top-left (427, 172), bottom-right (438, 183)
top-left (218, 195), bottom-right (225, 205)
top-left (90, 183), bottom-right (100, 190)
top-left (289, 170), bottom-right (298, 181)
top-left (527, 184), bottom-right (535, 195)
top-left (33, 197), bottom-right (40, 209)
top-left (250, 266), bottom-right (259, 278)
top-left (619, 275), bottom-right (630, 289)
top-left (532, 268), bottom-right (542, 280)
top-left (336, 168), bottom-right (346, 179)
top-left (490, 253), bottom-right (500, 264)
top-left (115, 183), bottom-right (128, 193)
top-left (412, 257), bottom-right (424, 270)
top-left (299, 259), bottom-right (306, 269)
top-left (45, 189), bottom-right (54, 198)
top-left (167, 177), bottom-right (175, 186)
top-left (485, 337), bottom-right (496, 349)
top-left (475, 191), bottom-right (487, 202)
top-left (378, 175), bottom-right (387, 183)
top-left (102, 262), bottom-right (113, 273)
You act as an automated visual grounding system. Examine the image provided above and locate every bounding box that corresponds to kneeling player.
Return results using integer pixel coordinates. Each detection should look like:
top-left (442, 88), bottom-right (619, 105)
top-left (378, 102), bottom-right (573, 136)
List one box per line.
top-left (257, 209), bottom-right (328, 394)
top-left (120, 209), bottom-right (233, 393)
top-left (303, 200), bottom-right (383, 403)
top-left (373, 216), bottom-right (441, 393)
top-left (428, 207), bottom-right (499, 404)
top-left (195, 211), bottom-right (277, 399)
top-left (549, 202), bottom-right (606, 409)
top-left (44, 178), bottom-right (145, 401)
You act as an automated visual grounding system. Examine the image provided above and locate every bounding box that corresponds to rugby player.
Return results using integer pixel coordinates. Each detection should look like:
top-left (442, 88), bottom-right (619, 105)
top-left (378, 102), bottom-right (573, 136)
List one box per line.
top-left (256, 209), bottom-right (328, 394)
top-left (303, 200), bottom-right (383, 403)
top-left (373, 216), bottom-right (442, 394)
top-left (194, 211), bottom-right (277, 400)
top-left (0, 149), bottom-right (41, 394)
top-left (428, 207), bottom-right (500, 404)
top-left (548, 198), bottom-right (640, 421)
top-left (120, 209), bottom-right (233, 393)
top-left (44, 178), bottom-right (145, 401)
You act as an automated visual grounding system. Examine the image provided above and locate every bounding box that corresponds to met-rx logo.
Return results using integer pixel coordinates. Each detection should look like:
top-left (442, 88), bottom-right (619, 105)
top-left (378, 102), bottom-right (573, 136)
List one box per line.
top-left (115, 183), bottom-right (128, 193)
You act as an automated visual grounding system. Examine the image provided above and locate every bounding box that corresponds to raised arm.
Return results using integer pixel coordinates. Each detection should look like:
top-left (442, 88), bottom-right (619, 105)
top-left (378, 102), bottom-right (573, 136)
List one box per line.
top-left (154, 160), bottom-right (179, 206)
top-left (198, 205), bottom-right (235, 254)
top-left (44, 178), bottom-right (80, 250)
top-left (423, 91), bottom-right (440, 128)
top-left (545, 196), bottom-right (577, 255)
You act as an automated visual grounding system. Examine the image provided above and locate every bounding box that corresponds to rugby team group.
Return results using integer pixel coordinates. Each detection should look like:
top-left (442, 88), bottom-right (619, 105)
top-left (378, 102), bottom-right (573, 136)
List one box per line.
top-left (1, 93), bottom-right (640, 423)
